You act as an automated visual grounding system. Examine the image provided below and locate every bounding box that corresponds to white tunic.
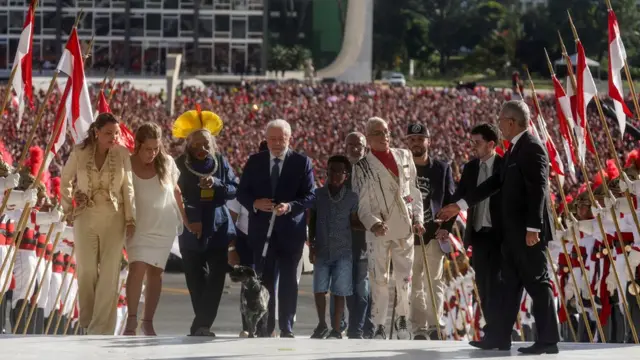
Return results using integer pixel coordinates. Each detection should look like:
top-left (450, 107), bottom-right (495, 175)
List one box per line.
top-left (127, 157), bottom-right (182, 270)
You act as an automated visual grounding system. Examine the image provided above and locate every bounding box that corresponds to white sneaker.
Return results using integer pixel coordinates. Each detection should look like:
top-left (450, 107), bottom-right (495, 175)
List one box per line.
top-left (395, 316), bottom-right (411, 340)
top-left (239, 331), bottom-right (249, 338)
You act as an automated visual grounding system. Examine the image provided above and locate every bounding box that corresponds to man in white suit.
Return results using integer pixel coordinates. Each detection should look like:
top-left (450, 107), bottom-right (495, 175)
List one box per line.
top-left (352, 117), bottom-right (425, 340)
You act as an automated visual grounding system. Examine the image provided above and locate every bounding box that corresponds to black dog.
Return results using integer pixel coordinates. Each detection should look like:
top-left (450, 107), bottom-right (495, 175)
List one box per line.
top-left (229, 265), bottom-right (270, 338)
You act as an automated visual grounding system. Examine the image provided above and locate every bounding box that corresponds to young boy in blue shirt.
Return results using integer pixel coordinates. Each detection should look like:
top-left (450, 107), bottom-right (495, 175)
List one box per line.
top-left (309, 155), bottom-right (364, 339)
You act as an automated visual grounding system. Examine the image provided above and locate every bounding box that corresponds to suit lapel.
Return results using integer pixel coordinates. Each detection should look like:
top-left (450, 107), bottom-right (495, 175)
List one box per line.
top-left (367, 151), bottom-right (397, 185)
top-left (390, 149), bottom-right (403, 184)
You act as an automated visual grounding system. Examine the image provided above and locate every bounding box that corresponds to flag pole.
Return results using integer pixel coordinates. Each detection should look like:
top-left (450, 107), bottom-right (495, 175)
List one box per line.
top-left (0, 9), bottom-right (85, 217)
top-left (605, 0), bottom-right (640, 125)
top-left (44, 245), bottom-right (75, 334)
top-left (525, 67), bottom-right (580, 343)
top-left (12, 222), bottom-right (56, 333)
top-left (560, 16), bottom-right (639, 343)
top-left (604, 1), bottom-right (640, 251)
top-left (567, 11), bottom-right (640, 325)
top-left (0, 0), bottom-right (40, 121)
top-left (552, 39), bottom-right (609, 343)
top-left (94, 66), bottom-right (112, 111)
top-left (22, 230), bottom-right (63, 334)
top-left (32, 34), bottom-right (94, 188)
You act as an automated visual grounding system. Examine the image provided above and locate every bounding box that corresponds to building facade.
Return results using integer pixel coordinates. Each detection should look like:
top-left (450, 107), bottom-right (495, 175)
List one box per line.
top-left (0, 0), bottom-right (266, 75)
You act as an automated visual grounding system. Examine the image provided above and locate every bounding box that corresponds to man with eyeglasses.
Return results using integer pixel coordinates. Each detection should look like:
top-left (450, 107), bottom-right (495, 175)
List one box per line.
top-left (438, 101), bottom-right (559, 354)
top-left (352, 117), bottom-right (425, 340)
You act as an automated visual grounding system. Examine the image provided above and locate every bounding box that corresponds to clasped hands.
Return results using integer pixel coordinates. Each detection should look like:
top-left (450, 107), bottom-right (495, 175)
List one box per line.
top-left (199, 176), bottom-right (215, 189)
top-left (436, 203), bottom-right (540, 247)
top-left (254, 198), bottom-right (290, 216)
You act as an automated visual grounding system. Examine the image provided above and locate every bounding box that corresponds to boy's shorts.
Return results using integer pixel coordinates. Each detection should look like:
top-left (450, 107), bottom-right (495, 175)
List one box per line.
top-left (313, 256), bottom-right (353, 296)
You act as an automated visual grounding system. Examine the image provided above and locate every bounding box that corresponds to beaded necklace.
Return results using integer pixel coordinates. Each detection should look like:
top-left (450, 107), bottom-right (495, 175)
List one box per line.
top-left (184, 153), bottom-right (219, 178)
top-left (328, 186), bottom-right (346, 203)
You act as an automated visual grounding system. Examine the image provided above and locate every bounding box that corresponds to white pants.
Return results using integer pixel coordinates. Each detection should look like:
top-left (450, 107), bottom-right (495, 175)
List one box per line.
top-left (368, 235), bottom-right (414, 326)
top-left (410, 240), bottom-right (445, 331)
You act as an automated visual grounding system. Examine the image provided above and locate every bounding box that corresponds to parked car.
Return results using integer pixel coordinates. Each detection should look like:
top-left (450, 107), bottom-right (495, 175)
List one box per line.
top-left (382, 72), bottom-right (406, 87)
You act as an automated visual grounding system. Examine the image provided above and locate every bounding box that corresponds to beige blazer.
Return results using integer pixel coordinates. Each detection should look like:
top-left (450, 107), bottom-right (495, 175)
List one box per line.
top-left (60, 144), bottom-right (135, 223)
top-left (352, 148), bottom-right (423, 242)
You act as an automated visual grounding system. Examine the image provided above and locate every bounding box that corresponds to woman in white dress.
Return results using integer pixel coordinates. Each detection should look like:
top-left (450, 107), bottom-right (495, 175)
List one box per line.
top-left (123, 122), bottom-right (188, 335)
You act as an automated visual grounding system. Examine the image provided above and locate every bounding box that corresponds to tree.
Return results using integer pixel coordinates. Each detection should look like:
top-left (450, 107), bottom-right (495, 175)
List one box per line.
top-left (268, 45), bottom-right (291, 76)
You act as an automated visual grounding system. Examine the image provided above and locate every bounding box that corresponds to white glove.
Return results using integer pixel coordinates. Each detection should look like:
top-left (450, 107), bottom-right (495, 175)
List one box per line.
top-left (52, 208), bottom-right (64, 223)
top-left (554, 228), bottom-right (567, 242)
top-left (2, 173), bottom-right (20, 190)
top-left (605, 271), bottom-right (617, 296)
top-left (23, 188), bottom-right (38, 205)
top-left (578, 219), bottom-right (595, 235)
top-left (564, 283), bottom-right (575, 302)
top-left (53, 222), bottom-right (67, 235)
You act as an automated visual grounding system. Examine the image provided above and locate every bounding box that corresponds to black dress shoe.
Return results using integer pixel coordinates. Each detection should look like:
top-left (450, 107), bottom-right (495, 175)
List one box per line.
top-left (517, 342), bottom-right (559, 354)
top-left (469, 340), bottom-right (511, 351)
top-left (280, 331), bottom-right (295, 338)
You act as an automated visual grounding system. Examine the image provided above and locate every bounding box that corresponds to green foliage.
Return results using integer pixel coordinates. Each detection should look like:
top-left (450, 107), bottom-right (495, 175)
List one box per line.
top-left (268, 45), bottom-right (312, 72)
top-left (372, 0), bottom-right (640, 77)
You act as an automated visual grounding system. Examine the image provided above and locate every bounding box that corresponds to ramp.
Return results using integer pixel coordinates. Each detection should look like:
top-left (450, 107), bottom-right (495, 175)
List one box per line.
top-left (3, 335), bottom-right (638, 359)
top-left (316, 0), bottom-right (373, 83)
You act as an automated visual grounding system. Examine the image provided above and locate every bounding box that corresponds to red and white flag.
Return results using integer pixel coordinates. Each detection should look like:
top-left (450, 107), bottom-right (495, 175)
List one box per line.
top-left (608, 9), bottom-right (633, 135)
top-left (56, 28), bottom-right (94, 144)
top-left (45, 82), bottom-right (72, 170)
top-left (530, 100), bottom-right (565, 185)
top-left (10, 0), bottom-right (35, 128)
top-left (575, 41), bottom-right (598, 164)
top-left (551, 75), bottom-right (577, 181)
top-left (95, 92), bottom-right (135, 152)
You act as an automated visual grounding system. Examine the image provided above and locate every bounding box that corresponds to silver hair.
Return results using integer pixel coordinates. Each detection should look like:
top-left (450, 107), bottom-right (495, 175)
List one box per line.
top-left (185, 129), bottom-right (218, 155)
top-left (345, 131), bottom-right (366, 146)
top-left (266, 119), bottom-right (292, 136)
top-left (500, 100), bottom-right (530, 128)
top-left (365, 117), bottom-right (387, 135)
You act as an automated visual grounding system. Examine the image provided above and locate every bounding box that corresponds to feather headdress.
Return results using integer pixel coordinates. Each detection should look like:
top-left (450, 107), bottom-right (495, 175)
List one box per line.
top-left (172, 104), bottom-right (223, 139)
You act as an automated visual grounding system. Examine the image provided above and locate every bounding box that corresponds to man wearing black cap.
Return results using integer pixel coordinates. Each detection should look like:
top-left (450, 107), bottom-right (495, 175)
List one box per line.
top-left (405, 123), bottom-right (455, 340)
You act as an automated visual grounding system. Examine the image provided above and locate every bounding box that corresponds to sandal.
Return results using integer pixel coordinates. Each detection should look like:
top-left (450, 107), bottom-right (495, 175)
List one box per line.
top-left (122, 315), bottom-right (137, 336)
top-left (140, 319), bottom-right (157, 336)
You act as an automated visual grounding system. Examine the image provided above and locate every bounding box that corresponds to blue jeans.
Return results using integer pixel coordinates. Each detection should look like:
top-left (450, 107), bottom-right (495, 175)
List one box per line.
top-left (313, 256), bottom-right (353, 296)
top-left (330, 257), bottom-right (374, 337)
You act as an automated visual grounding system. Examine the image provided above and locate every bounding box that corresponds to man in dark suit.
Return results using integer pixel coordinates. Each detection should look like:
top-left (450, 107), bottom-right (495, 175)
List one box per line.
top-left (438, 100), bottom-right (560, 354)
top-left (405, 123), bottom-right (455, 340)
top-left (451, 123), bottom-right (503, 336)
top-left (237, 119), bottom-right (316, 338)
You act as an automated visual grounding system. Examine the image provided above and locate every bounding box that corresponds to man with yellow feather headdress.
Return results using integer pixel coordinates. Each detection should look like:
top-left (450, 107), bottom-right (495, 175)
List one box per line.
top-left (173, 106), bottom-right (239, 337)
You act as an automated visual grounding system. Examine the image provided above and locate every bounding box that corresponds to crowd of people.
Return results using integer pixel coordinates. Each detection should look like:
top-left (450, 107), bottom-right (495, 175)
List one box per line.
top-left (1, 80), bottom-right (640, 353)
top-left (1, 81), bottom-right (637, 198)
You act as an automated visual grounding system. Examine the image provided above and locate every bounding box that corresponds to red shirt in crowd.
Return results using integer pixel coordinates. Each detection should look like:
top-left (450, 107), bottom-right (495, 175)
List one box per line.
top-left (371, 149), bottom-right (399, 177)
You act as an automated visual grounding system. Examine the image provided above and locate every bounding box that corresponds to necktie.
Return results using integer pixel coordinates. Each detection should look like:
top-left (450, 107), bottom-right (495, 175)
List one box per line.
top-left (271, 158), bottom-right (281, 195)
top-left (474, 162), bottom-right (489, 232)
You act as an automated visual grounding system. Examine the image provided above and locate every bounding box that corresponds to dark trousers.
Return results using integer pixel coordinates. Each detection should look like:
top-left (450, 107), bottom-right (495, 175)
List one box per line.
top-left (45, 311), bottom-right (67, 334)
top-left (255, 236), bottom-right (302, 335)
top-left (236, 231), bottom-right (254, 332)
top-left (470, 229), bottom-right (502, 333)
top-left (35, 308), bottom-right (45, 334)
top-left (491, 241), bottom-right (560, 344)
top-left (10, 299), bottom-right (36, 334)
top-left (181, 248), bottom-right (228, 335)
top-left (0, 293), bottom-right (8, 334)
top-left (627, 280), bottom-right (640, 343)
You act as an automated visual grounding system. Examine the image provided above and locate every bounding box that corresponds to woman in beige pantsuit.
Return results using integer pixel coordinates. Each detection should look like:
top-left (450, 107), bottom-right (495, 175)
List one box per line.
top-left (61, 113), bottom-right (136, 335)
